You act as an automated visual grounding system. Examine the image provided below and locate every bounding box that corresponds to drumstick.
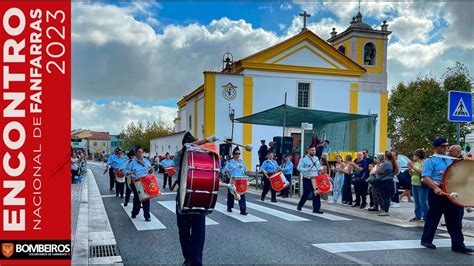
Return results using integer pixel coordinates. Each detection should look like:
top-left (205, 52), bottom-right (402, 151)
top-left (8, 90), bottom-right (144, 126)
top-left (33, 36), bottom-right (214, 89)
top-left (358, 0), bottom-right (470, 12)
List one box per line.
top-left (222, 140), bottom-right (253, 152)
top-left (442, 191), bottom-right (460, 200)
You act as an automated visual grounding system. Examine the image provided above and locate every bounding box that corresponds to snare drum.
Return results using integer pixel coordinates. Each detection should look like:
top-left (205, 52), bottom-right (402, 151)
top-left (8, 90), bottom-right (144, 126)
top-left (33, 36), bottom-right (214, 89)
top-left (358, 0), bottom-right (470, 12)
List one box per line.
top-left (165, 166), bottom-right (176, 177)
top-left (311, 174), bottom-right (332, 195)
top-left (232, 176), bottom-right (249, 194)
top-left (268, 172), bottom-right (289, 192)
top-left (115, 169), bottom-right (125, 182)
top-left (133, 174), bottom-right (161, 201)
top-left (178, 143), bottom-right (220, 214)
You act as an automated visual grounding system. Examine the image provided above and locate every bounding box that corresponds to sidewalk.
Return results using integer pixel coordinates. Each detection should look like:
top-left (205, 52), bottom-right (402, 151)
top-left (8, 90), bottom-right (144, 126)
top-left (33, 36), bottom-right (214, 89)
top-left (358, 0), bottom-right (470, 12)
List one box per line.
top-left (71, 166), bottom-right (123, 265)
top-left (245, 186), bottom-right (474, 238)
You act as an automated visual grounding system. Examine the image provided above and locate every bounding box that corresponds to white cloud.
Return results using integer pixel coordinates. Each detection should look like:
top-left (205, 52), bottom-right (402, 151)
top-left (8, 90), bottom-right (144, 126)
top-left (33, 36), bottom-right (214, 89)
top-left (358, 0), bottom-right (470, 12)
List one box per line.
top-left (388, 42), bottom-right (448, 69)
top-left (71, 100), bottom-right (177, 135)
top-left (389, 16), bottom-right (434, 44)
top-left (257, 5), bottom-right (274, 13)
top-left (72, 3), bottom-right (280, 102)
top-left (278, 23), bottom-right (286, 30)
top-left (280, 3), bottom-right (293, 11)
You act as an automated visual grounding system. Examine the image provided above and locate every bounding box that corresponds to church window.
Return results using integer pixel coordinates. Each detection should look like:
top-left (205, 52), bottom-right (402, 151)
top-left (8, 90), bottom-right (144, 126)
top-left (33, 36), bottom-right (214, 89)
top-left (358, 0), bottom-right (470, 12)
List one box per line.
top-left (338, 45), bottom-right (346, 55)
top-left (297, 82), bottom-right (311, 108)
top-left (188, 115), bottom-right (192, 130)
top-left (363, 42), bottom-right (376, 65)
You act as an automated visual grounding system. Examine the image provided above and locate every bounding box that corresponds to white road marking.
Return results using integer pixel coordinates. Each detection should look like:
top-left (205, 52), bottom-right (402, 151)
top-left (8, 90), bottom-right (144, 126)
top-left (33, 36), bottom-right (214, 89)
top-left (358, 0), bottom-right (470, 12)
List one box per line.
top-left (213, 203), bottom-right (266, 223)
top-left (313, 239), bottom-right (474, 253)
top-left (244, 201), bottom-right (310, 221)
top-left (158, 201), bottom-right (219, 225)
top-left (121, 203), bottom-right (166, 231)
top-left (261, 201), bottom-right (351, 221)
top-left (101, 192), bottom-right (175, 198)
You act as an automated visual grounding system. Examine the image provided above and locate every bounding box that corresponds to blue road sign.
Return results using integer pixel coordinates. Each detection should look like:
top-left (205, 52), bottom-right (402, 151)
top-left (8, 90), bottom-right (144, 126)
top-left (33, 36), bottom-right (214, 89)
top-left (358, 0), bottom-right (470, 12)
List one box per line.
top-left (448, 90), bottom-right (472, 122)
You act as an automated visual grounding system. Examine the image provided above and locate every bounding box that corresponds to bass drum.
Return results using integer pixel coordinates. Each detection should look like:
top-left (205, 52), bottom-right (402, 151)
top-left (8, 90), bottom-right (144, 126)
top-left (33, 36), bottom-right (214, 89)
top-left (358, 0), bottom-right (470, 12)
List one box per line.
top-left (178, 143), bottom-right (220, 214)
top-left (442, 159), bottom-right (474, 207)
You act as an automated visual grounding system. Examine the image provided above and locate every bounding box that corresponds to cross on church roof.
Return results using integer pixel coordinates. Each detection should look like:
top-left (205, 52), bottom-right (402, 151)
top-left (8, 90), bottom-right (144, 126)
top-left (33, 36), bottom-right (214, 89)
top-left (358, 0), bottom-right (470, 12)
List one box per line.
top-left (299, 11), bottom-right (311, 31)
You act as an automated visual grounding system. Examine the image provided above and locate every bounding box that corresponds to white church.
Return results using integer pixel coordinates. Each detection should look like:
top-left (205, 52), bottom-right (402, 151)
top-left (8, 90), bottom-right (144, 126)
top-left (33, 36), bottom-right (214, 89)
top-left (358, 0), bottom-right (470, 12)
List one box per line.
top-left (151, 11), bottom-right (392, 170)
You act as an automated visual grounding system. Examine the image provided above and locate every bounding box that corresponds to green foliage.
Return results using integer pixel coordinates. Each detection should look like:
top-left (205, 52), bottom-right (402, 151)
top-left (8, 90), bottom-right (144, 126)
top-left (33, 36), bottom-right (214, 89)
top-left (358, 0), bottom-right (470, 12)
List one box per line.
top-left (120, 121), bottom-right (174, 152)
top-left (388, 62), bottom-right (473, 155)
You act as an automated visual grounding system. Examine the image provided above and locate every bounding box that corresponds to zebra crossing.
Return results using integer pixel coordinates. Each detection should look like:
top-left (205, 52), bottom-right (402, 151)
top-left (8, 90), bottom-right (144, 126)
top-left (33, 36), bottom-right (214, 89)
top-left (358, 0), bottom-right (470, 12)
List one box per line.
top-left (120, 199), bottom-right (351, 231)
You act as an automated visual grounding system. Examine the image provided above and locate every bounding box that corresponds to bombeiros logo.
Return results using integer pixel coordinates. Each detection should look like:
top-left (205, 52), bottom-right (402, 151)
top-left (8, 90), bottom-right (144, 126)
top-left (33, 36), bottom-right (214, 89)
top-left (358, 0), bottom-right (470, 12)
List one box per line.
top-left (2, 243), bottom-right (14, 258)
top-left (15, 243), bottom-right (71, 254)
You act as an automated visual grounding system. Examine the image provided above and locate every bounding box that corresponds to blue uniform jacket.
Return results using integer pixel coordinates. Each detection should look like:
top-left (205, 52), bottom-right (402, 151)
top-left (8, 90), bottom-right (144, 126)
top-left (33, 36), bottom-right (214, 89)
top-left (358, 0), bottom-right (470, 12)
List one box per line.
top-left (160, 159), bottom-right (174, 168)
top-left (281, 161), bottom-right (293, 175)
top-left (107, 154), bottom-right (117, 167)
top-left (297, 155), bottom-right (320, 178)
top-left (125, 158), bottom-right (152, 180)
top-left (422, 155), bottom-right (453, 184)
top-left (223, 159), bottom-right (247, 177)
top-left (260, 159), bottom-right (279, 174)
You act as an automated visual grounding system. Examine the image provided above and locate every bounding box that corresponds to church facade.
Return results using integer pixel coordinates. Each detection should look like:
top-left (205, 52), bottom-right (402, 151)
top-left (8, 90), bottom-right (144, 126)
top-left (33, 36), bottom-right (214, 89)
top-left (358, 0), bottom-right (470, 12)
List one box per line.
top-left (174, 12), bottom-right (391, 169)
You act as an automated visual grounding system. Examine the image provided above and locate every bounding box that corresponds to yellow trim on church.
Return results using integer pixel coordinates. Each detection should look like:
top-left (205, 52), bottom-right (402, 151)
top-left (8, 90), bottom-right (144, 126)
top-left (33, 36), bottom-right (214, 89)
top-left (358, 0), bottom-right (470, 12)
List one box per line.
top-left (270, 45), bottom-right (341, 69)
top-left (203, 73), bottom-right (216, 137)
top-left (238, 62), bottom-right (364, 77)
top-left (379, 92), bottom-right (388, 152)
top-left (193, 95), bottom-right (198, 137)
top-left (356, 38), bottom-right (383, 74)
top-left (243, 76), bottom-right (253, 169)
top-left (349, 83), bottom-right (359, 150)
top-left (237, 30), bottom-right (365, 75)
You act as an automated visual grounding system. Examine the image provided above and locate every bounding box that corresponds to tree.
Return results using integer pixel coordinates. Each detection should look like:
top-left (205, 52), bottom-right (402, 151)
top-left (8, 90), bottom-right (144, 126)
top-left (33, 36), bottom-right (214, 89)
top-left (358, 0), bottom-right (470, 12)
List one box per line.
top-left (388, 62), bottom-right (472, 155)
top-left (120, 121), bottom-right (174, 152)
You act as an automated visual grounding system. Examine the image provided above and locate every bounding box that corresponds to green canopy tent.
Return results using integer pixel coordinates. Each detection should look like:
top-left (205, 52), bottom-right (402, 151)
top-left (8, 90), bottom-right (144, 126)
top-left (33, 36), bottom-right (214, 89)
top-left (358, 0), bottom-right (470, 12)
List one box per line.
top-left (234, 104), bottom-right (378, 156)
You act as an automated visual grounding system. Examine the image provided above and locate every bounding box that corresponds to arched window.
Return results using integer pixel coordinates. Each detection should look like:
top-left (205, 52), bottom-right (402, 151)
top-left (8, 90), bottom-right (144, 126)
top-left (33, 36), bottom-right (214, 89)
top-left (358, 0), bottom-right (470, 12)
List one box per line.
top-left (363, 42), bottom-right (376, 65)
top-left (338, 45), bottom-right (346, 55)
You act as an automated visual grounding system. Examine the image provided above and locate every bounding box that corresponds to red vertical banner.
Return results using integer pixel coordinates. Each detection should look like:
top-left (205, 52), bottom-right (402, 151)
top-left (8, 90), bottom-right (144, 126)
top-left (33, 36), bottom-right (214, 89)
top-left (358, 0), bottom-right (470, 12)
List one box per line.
top-left (0, 1), bottom-right (71, 264)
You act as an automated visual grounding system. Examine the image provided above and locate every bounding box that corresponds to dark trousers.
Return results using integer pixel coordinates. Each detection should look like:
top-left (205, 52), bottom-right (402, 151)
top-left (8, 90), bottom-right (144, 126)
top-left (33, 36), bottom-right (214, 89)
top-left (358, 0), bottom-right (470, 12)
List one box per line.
top-left (176, 206), bottom-right (205, 266)
top-left (378, 179), bottom-right (394, 213)
top-left (108, 168), bottom-right (115, 190)
top-left (297, 178), bottom-right (321, 211)
top-left (163, 173), bottom-right (172, 188)
top-left (282, 174), bottom-right (292, 197)
top-left (354, 181), bottom-right (368, 206)
top-left (116, 182), bottom-right (124, 197)
top-left (342, 174), bottom-right (353, 204)
top-left (227, 190), bottom-right (246, 211)
top-left (71, 169), bottom-right (79, 183)
top-left (369, 187), bottom-right (375, 207)
top-left (261, 175), bottom-right (276, 201)
top-left (130, 182), bottom-right (150, 219)
top-left (124, 178), bottom-right (132, 204)
top-left (391, 181), bottom-right (400, 203)
top-left (421, 189), bottom-right (465, 248)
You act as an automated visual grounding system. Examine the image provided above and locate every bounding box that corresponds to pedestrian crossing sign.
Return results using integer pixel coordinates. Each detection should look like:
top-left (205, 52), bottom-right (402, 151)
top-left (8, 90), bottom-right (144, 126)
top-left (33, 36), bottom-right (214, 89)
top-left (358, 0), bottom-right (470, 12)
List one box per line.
top-left (448, 90), bottom-right (473, 122)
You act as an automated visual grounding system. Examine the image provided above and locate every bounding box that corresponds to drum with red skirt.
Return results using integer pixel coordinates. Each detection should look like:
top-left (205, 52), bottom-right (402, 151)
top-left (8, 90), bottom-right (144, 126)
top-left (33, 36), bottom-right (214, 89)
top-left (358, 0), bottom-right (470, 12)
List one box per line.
top-left (178, 143), bottom-right (220, 214)
top-left (115, 169), bottom-right (125, 182)
top-left (268, 171), bottom-right (289, 192)
top-left (232, 176), bottom-right (249, 195)
top-left (442, 158), bottom-right (474, 207)
top-left (311, 174), bottom-right (332, 196)
top-left (164, 166), bottom-right (176, 177)
top-left (133, 174), bottom-right (161, 201)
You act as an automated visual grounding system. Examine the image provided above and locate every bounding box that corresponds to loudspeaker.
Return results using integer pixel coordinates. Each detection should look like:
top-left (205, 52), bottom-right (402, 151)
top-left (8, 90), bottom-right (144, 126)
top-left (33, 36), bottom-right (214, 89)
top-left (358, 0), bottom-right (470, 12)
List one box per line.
top-left (219, 143), bottom-right (231, 156)
top-left (272, 136), bottom-right (293, 155)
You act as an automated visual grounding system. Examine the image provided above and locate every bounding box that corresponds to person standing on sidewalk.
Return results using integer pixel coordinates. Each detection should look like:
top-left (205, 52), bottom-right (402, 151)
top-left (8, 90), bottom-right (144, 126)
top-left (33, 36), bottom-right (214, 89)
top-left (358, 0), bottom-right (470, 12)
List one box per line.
top-left (420, 137), bottom-right (472, 254)
top-left (352, 151), bottom-right (369, 209)
top-left (341, 154), bottom-right (354, 206)
top-left (126, 147), bottom-right (153, 222)
top-left (330, 154), bottom-right (345, 204)
top-left (296, 145), bottom-right (323, 214)
top-left (408, 149), bottom-right (427, 222)
top-left (375, 151), bottom-right (398, 216)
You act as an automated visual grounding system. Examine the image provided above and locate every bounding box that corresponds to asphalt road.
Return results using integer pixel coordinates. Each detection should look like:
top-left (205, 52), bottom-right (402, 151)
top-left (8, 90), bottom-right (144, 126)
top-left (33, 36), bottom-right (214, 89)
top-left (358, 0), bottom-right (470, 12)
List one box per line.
top-left (88, 163), bottom-right (473, 265)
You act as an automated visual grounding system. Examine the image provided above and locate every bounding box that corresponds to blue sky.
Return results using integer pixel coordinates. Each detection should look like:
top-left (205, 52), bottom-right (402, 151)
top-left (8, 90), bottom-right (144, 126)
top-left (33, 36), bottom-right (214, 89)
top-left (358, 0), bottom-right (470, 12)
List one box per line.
top-left (72, 1), bottom-right (473, 134)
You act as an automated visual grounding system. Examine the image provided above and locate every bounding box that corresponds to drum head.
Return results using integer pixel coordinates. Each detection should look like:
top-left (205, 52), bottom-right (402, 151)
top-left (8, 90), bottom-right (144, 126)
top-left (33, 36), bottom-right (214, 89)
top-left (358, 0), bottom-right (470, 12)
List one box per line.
top-left (442, 159), bottom-right (474, 207)
top-left (179, 148), bottom-right (189, 211)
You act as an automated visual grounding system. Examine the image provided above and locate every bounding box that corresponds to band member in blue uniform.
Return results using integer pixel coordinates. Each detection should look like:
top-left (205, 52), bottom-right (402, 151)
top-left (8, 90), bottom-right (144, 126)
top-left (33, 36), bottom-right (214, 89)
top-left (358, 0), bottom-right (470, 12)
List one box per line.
top-left (420, 137), bottom-right (472, 254)
top-left (297, 145), bottom-right (323, 213)
top-left (125, 147), bottom-right (153, 222)
top-left (260, 151), bottom-right (280, 202)
top-left (281, 154), bottom-right (293, 198)
top-left (124, 148), bottom-right (136, 206)
top-left (174, 132), bottom-right (220, 266)
top-left (223, 146), bottom-right (248, 215)
top-left (160, 152), bottom-right (175, 189)
top-left (104, 148), bottom-right (119, 190)
top-left (112, 149), bottom-right (127, 198)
